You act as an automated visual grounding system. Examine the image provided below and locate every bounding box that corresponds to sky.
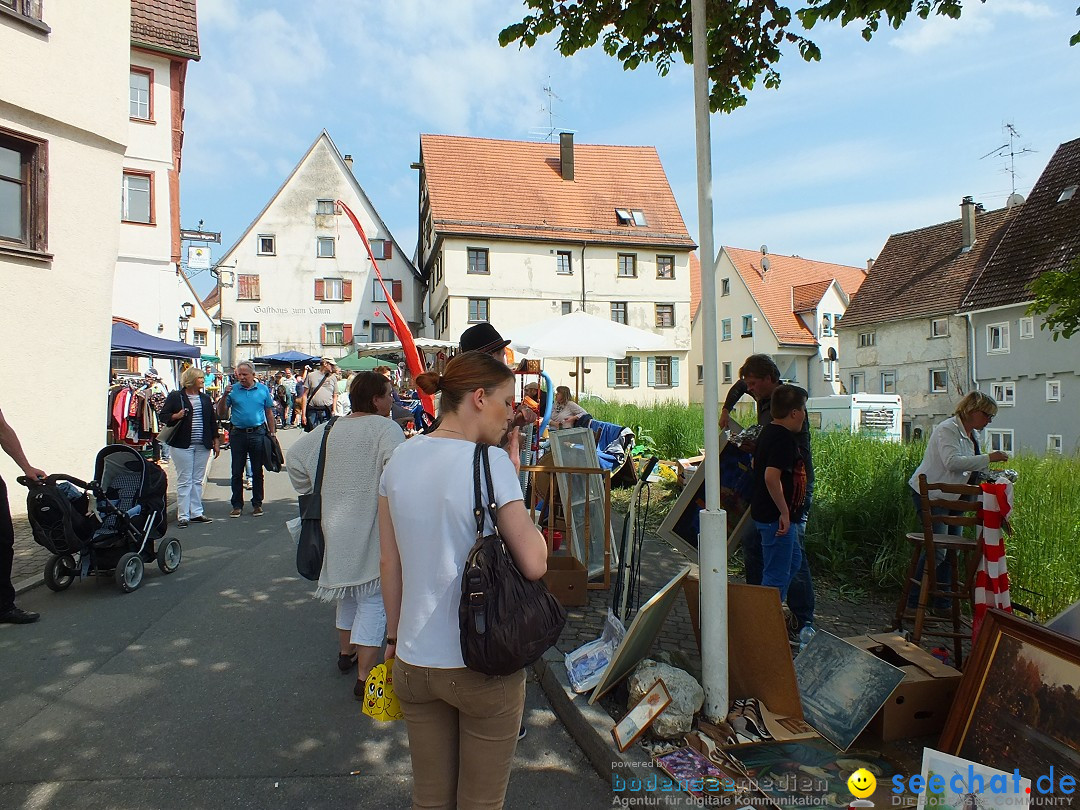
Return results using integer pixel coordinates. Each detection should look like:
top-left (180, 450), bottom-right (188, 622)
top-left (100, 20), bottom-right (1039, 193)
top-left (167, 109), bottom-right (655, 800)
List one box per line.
top-left (180, 0), bottom-right (1080, 301)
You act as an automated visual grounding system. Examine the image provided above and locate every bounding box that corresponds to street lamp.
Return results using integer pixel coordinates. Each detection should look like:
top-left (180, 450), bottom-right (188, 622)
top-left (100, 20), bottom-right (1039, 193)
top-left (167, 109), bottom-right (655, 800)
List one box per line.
top-left (181, 301), bottom-right (195, 318)
top-left (179, 314), bottom-right (190, 342)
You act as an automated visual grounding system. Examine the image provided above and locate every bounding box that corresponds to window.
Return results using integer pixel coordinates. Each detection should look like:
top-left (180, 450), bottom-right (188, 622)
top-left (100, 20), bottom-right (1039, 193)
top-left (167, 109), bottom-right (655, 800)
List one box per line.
top-left (323, 323), bottom-right (345, 346)
top-left (316, 199), bottom-right (335, 215)
top-left (1047, 380), bottom-right (1061, 402)
top-left (741, 315), bottom-right (753, 337)
top-left (0, 0), bottom-right (48, 30)
top-left (850, 373), bottom-right (864, 394)
top-left (991, 381), bottom-right (1016, 406)
top-left (697, 365), bottom-right (704, 384)
top-left (617, 254), bottom-right (637, 278)
top-left (317, 237), bottom-right (335, 258)
top-left (257, 234), bottom-right (275, 255)
top-left (613, 358), bottom-right (631, 387)
top-left (370, 279), bottom-right (400, 302)
top-left (656, 255), bottom-right (675, 279)
top-left (987, 429), bottom-right (1014, 454)
top-left (556, 251), bottom-right (572, 275)
top-left (881, 371), bottom-right (896, 394)
top-left (823, 359), bottom-right (834, 382)
top-left (561, 301), bottom-right (573, 315)
top-left (1019, 317), bottom-right (1034, 339)
top-left (631, 209), bottom-right (647, 226)
top-left (722, 362), bottom-right (733, 384)
top-left (323, 278), bottom-right (344, 301)
top-left (930, 368), bottom-right (948, 393)
top-left (655, 303), bottom-right (675, 328)
top-left (987, 322), bottom-right (1010, 353)
top-left (0, 128), bottom-right (47, 252)
top-left (858, 331), bottom-right (876, 347)
top-left (192, 330), bottom-right (207, 347)
top-left (1048, 435), bottom-right (1063, 454)
top-left (467, 247), bottom-right (489, 275)
top-left (721, 278), bottom-right (730, 297)
top-left (821, 314), bottom-right (832, 337)
top-left (238, 322), bottom-right (260, 344)
top-left (930, 317), bottom-right (949, 338)
top-left (236, 274), bottom-right (260, 301)
top-left (651, 356), bottom-right (675, 387)
top-left (372, 324), bottom-right (393, 343)
top-left (721, 319), bottom-right (732, 341)
top-left (122, 171), bottom-right (153, 224)
top-left (611, 302), bottom-right (627, 325)
top-left (1058, 185), bottom-right (1078, 204)
top-left (129, 68), bottom-right (152, 120)
top-left (369, 239), bottom-right (392, 260)
top-left (615, 208), bottom-right (633, 225)
top-left (468, 298), bottom-right (488, 323)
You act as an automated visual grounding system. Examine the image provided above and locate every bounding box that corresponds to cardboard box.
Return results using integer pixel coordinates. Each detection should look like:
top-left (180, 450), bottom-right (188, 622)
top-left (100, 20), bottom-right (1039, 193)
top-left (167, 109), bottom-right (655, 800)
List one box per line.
top-left (844, 633), bottom-right (962, 741)
top-left (543, 554), bottom-right (588, 607)
top-left (675, 455), bottom-right (704, 488)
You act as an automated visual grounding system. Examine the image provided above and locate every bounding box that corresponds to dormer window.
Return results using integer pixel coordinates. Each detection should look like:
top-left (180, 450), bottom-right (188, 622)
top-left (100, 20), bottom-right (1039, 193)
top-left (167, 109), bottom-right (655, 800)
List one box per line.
top-left (1058, 185), bottom-right (1078, 203)
top-left (615, 208), bottom-right (632, 224)
top-left (615, 208), bottom-right (648, 226)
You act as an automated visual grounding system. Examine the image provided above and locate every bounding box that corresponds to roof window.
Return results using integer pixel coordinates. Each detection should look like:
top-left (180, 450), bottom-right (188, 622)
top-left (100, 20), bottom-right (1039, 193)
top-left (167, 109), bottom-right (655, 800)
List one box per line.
top-left (1058, 185), bottom-right (1077, 203)
top-left (615, 208), bottom-right (648, 226)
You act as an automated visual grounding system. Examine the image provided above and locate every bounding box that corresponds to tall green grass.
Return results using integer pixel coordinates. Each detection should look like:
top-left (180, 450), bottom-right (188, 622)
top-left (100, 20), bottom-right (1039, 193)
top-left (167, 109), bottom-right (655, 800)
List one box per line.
top-left (585, 397), bottom-right (1080, 617)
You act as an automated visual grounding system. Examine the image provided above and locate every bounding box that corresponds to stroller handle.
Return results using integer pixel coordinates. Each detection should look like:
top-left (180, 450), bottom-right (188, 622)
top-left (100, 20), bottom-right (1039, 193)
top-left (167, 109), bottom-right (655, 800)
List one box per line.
top-left (17, 473), bottom-right (90, 490)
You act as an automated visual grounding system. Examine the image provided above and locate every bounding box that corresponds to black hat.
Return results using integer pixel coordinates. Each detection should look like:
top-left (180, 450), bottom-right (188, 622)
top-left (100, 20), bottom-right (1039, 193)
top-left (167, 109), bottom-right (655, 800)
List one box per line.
top-left (459, 323), bottom-right (510, 355)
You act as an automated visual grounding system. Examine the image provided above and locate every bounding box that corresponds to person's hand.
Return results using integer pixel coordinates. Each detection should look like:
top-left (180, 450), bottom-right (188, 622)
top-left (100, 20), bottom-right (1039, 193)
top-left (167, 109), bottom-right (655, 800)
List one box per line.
top-left (777, 512), bottom-right (790, 536)
top-left (212, 441), bottom-right (221, 459)
top-left (22, 466), bottom-right (46, 482)
top-left (989, 451), bottom-right (1009, 463)
top-left (301, 413), bottom-right (307, 427)
top-left (170, 410), bottom-right (187, 422)
top-left (506, 428), bottom-right (522, 473)
top-left (384, 641), bottom-right (397, 661)
top-left (719, 408), bottom-right (730, 430)
top-left (223, 383), bottom-right (233, 397)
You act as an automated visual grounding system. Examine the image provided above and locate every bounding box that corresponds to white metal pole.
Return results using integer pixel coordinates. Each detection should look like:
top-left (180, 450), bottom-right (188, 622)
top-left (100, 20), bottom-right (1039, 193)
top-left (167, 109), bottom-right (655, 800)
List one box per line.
top-left (691, 0), bottom-right (728, 723)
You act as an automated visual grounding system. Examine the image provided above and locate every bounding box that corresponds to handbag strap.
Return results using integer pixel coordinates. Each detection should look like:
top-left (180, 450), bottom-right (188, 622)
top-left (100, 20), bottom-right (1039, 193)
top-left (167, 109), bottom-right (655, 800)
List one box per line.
top-left (472, 443), bottom-right (500, 540)
top-left (311, 416), bottom-right (339, 501)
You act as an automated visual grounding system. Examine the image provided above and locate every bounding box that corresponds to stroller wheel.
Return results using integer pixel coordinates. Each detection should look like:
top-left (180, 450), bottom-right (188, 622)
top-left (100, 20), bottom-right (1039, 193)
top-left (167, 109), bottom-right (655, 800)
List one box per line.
top-left (44, 554), bottom-right (77, 592)
top-left (157, 538), bottom-right (182, 574)
top-left (115, 552), bottom-right (144, 593)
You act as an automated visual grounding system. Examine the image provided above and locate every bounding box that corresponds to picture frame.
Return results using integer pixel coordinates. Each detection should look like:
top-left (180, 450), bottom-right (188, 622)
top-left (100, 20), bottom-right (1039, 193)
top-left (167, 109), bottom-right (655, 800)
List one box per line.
top-left (916, 748), bottom-right (1030, 810)
top-left (939, 609), bottom-right (1080, 783)
top-left (612, 678), bottom-right (672, 752)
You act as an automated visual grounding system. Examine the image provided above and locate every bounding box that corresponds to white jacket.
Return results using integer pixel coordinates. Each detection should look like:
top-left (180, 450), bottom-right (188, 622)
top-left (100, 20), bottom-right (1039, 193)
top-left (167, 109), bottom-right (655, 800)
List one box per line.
top-left (908, 415), bottom-right (991, 499)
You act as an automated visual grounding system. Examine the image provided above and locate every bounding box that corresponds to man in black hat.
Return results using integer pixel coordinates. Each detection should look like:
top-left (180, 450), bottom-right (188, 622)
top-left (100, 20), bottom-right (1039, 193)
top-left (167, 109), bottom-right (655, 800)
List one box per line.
top-left (458, 322), bottom-right (512, 358)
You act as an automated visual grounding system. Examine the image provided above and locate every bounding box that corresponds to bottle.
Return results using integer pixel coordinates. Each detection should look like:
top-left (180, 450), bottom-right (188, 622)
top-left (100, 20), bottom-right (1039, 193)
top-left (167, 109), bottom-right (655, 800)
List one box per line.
top-left (798, 624), bottom-right (816, 653)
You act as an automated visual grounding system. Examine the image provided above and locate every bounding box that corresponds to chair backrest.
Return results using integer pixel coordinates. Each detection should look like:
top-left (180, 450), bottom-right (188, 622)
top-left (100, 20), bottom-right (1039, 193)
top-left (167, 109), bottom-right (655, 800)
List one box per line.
top-left (916, 473), bottom-right (983, 537)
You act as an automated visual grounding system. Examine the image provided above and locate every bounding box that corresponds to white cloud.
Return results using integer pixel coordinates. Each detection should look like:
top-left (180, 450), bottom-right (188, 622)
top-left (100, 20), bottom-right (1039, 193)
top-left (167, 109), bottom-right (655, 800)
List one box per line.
top-left (890, 0), bottom-right (1054, 55)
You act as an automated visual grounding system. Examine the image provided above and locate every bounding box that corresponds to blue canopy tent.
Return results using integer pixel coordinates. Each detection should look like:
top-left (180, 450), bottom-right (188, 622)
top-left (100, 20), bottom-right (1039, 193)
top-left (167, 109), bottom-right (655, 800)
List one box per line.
top-left (110, 322), bottom-right (200, 360)
top-left (250, 350), bottom-right (322, 367)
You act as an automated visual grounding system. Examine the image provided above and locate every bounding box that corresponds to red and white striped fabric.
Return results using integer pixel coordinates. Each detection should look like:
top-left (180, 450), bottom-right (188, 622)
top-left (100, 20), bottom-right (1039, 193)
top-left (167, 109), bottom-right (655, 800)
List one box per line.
top-left (972, 479), bottom-right (1014, 640)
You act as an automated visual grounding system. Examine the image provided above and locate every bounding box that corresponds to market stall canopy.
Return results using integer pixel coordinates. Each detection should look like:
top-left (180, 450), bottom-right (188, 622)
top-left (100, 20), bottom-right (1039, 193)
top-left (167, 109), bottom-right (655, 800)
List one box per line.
top-left (509, 311), bottom-right (670, 359)
top-left (335, 352), bottom-right (395, 372)
top-left (250, 350), bottom-right (322, 366)
top-left (111, 322), bottom-right (200, 360)
top-left (351, 338), bottom-right (458, 358)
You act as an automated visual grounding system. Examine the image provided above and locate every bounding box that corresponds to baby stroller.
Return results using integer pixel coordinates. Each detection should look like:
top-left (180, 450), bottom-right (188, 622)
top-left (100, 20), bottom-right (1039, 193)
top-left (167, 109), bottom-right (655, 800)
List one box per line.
top-left (19, 444), bottom-right (181, 593)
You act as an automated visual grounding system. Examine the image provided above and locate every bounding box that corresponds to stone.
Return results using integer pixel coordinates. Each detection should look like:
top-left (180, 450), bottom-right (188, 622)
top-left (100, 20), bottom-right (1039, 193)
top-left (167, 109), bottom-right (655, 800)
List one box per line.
top-left (627, 659), bottom-right (704, 739)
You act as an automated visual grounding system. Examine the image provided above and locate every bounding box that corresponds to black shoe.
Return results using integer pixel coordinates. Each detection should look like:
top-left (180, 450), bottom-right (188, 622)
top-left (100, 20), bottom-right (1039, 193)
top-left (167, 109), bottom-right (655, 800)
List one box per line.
top-left (0, 606), bottom-right (40, 624)
top-left (177, 520), bottom-right (189, 529)
top-left (189, 515), bottom-right (213, 524)
top-left (518, 724), bottom-right (527, 741)
top-left (338, 652), bottom-right (358, 673)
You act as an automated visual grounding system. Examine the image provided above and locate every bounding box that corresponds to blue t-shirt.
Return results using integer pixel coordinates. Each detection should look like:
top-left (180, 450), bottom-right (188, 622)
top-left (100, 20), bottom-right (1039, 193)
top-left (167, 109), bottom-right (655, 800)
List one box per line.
top-left (227, 382), bottom-right (273, 428)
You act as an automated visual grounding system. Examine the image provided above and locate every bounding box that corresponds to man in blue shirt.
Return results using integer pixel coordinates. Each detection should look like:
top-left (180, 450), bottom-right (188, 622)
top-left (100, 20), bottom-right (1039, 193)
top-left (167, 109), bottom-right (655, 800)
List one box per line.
top-left (216, 361), bottom-right (276, 517)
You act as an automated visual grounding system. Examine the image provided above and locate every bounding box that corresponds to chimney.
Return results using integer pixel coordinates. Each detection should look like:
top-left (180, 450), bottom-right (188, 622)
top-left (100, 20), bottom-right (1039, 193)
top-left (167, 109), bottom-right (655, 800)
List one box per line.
top-left (960, 196), bottom-right (976, 252)
top-left (866, 258), bottom-right (874, 272)
top-left (343, 154), bottom-right (354, 172)
top-left (559, 132), bottom-right (574, 181)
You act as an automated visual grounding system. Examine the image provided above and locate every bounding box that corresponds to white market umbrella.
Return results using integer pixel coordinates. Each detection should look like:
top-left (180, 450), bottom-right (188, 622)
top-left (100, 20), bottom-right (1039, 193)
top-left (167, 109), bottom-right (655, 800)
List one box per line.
top-left (508, 310), bottom-right (669, 360)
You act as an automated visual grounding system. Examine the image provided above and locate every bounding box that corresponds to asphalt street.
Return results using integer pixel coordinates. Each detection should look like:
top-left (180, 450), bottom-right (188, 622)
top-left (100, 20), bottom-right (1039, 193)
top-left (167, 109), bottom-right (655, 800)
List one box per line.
top-left (0, 429), bottom-right (610, 809)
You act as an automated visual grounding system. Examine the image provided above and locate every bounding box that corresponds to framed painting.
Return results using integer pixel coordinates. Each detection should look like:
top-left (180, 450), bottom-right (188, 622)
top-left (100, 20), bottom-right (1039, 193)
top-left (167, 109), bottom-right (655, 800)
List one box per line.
top-left (939, 609), bottom-right (1080, 785)
top-left (611, 678), bottom-right (672, 752)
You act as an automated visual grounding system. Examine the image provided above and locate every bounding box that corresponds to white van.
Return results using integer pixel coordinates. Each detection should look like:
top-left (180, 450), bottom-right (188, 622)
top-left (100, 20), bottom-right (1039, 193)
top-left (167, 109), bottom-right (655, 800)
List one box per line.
top-left (805, 394), bottom-right (903, 442)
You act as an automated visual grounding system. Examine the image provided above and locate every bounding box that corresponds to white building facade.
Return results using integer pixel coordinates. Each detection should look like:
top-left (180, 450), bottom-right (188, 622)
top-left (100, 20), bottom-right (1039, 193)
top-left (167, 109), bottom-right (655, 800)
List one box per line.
top-left (217, 132), bottom-right (424, 367)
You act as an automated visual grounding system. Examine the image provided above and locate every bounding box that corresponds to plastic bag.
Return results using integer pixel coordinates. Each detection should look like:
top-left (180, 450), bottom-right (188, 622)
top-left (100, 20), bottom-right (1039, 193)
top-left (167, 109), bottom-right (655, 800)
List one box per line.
top-left (285, 516), bottom-right (302, 544)
top-left (361, 658), bottom-right (404, 722)
top-left (565, 609), bottom-right (626, 693)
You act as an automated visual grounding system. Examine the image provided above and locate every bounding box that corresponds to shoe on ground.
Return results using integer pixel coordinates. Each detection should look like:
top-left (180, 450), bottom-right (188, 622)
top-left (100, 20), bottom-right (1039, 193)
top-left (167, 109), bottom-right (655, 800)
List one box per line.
top-left (338, 652), bottom-right (358, 673)
top-left (0, 606), bottom-right (40, 624)
top-left (518, 724), bottom-right (527, 741)
top-left (229, 508), bottom-right (242, 518)
top-left (354, 679), bottom-right (364, 701)
top-left (189, 515), bottom-right (213, 524)
top-left (252, 506), bottom-right (264, 517)
top-left (177, 519), bottom-right (189, 529)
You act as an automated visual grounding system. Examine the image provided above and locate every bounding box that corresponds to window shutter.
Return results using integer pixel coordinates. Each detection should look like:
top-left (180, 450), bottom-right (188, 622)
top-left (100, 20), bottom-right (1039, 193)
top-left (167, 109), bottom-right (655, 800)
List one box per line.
top-left (392, 280), bottom-right (403, 302)
top-left (252, 275), bottom-right (261, 299)
top-left (607, 360), bottom-right (616, 387)
top-left (631, 357), bottom-right (641, 388)
top-left (671, 358), bottom-right (680, 387)
top-left (383, 241), bottom-right (393, 260)
top-left (320, 324), bottom-right (327, 344)
top-left (342, 279), bottom-right (353, 301)
top-left (647, 357), bottom-right (656, 387)
top-left (342, 324), bottom-right (353, 344)
top-left (314, 279), bottom-right (325, 300)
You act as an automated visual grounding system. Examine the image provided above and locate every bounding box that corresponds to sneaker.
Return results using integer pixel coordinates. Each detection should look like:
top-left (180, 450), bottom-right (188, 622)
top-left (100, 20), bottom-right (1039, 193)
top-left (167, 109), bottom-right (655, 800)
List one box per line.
top-left (252, 506), bottom-right (264, 517)
top-left (0, 606), bottom-right (40, 624)
top-left (190, 515), bottom-right (213, 524)
top-left (518, 724), bottom-right (527, 741)
top-left (230, 508), bottom-right (242, 518)
top-left (177, 519), bottom-right (189, 529)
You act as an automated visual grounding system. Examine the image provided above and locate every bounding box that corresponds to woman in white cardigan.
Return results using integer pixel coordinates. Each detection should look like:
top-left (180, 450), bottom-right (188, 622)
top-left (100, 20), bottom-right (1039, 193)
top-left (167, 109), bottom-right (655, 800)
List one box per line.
top-left (287, 371), bottom-right (404, 697)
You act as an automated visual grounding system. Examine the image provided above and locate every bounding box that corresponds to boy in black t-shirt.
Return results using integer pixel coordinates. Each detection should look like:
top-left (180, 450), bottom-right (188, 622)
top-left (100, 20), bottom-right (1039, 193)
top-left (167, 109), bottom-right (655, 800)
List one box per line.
top-left (750, 385), bottom-right (809, 601)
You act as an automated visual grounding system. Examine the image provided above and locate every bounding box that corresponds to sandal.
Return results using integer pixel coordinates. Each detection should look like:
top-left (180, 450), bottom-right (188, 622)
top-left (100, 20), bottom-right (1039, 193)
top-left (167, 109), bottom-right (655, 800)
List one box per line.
top-left (337, 652), bottom-right (358, 673)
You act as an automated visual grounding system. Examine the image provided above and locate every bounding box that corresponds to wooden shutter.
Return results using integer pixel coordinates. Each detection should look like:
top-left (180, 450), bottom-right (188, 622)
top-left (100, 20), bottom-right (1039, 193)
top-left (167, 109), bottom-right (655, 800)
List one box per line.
top-left (631, 357), bottom-right (641, 387)
top-left (342, 279), bottom-right (353, 301)
top-left (391, 280), bottom-right (403, 302)
top-left (671, 357), bottom-right (680, 386)
top-left (607, 360), bottom-right (616, 387)
top-left (342, 324), bottom-right (353, 344)
top-left (252, 275), bottom-right (261, 299)
top-left (314, 279), bottom-right (325, 300)
top-left (320, 324), bottom-right (327, 344)
top-left (384, 241), bottom-right (393, 260)
top-left (647, 357), bottom-right (656, 387)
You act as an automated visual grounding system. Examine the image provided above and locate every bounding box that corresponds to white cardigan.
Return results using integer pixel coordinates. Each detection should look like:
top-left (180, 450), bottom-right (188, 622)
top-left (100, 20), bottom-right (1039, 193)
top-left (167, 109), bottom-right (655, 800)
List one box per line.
top-left (908, 415), bottom-right (991, 499)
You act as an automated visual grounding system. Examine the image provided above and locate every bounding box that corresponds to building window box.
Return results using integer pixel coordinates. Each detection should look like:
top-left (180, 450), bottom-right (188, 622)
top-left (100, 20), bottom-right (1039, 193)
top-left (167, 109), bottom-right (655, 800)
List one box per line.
top-left (617, 253), bottom-right (637, 278)
top-left (611, 302), bottom-right (627, 325)
top-left (561, 301), bottom-right (573, 315)
top-left (0, 0), bottom-right (49, 33)
top-left (648, 356), bottom-right (678, 388)
top-left (608, 357), bottom-right (639, 388)
top-left (655, 304), bottom-right (675, 328)
top-left (369, 239), bottom-right (393, 260)
top-left (257, 234), bottom-right (275, 255)
top-left (371, 279), bottom-right (401, 302)
top-left (122, 170), bottom-right (154, 225)
top-left (930, 317), bottom-right (949, 338)
top-left (317, 237), bottom-right (336, 258)
top-left (237, 274), bottom-right (260, 301)
top-left (371, 324), bottom-right (393, 343)
top-left (987, 322), bottom-right (1010, 354)
top-left (858, 331), bottom-right (876, 348)
top-left (556, 251), bottom-right (572, 275)
top-left (821, 314), bottom-right (832, 337)
top-left (991, 381), bottom-right (1016, 406)
top-left (722, 362), bottom-right (732, 384)
top-left (850, 373), bottom-right (864, 394)
top-left (1046, 380), bottom-right (1061, 402)
top-left (129, 67), bottom-right (153, 121)
top-left (193, 330), bottom-right (207, 347)
top-left (721, 278), bottom-right (730, 297)
top-left (468, 298), bottom-right (489, 323)
top-left (321, 323), bottom-right (352, 346)
top-left (696, 365), bottom-right (704, 384)
top-left (930, 368), bottom-right (948, 393)
top-left (316, 199), bottom-right (336, 215)
top-left (656, 255), bottom-right (675, 279)
top-left (467, 247), bottom-right (489, 275)
top-left (987, 429), bottom-right (1014, 454)
top-left (741, 315), bottom-right (753, 337)
top-left (881, 371), bottom-right (896, 394)
top-left (238, 322), bottom-right (260, 344)
top-left (1019, 317), bottom-right (1035, 339)
top-left (1048, 434), bottom-right (1063, 454)
top-left (721, 319), bottom-right (731, 341)
top-left (0, 127), bottom-right (48, 254)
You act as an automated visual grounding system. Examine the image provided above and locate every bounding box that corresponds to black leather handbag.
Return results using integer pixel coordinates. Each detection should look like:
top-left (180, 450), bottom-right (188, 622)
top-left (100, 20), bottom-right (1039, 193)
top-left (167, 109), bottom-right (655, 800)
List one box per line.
top-left (296, 416), bottom-right (338, 581)
top-left (459, 443), bottom-right (566, 676)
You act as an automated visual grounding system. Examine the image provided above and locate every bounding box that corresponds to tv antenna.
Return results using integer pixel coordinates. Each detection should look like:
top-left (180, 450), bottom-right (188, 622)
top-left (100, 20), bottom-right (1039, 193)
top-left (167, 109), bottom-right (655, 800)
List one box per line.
top-left (980, 122), bottom-right (1035, 196)
top-left (529, 79), bottom-right (566, 142)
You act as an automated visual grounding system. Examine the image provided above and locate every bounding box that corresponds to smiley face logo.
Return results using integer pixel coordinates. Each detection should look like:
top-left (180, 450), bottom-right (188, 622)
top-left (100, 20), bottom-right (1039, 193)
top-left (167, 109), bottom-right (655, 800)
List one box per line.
top-left (847, 768), bottom-right (877, 799)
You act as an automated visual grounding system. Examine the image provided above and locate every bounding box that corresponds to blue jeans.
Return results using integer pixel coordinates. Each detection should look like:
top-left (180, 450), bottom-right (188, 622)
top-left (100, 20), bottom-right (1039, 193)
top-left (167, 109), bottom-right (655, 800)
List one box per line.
top-left (305, 406), bottom-right (331, 432)
top-left (752, 518), bottom-right (802, 603)
top-left (907, 488), bottom-right (960, 610)
top-left (230, 426), bottom-right (266, 509)
top-left (745, 492), bottom-right (816, 630)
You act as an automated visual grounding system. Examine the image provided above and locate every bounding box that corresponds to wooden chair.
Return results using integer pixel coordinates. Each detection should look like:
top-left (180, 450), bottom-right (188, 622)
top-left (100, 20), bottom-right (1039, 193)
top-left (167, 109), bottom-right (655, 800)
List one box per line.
top-left (893, 474), bottom-right (983, 668)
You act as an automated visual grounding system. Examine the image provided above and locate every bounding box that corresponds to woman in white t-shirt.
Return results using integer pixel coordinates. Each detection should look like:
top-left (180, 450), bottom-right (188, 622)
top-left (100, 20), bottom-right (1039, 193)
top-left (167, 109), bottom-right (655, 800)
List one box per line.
top-left (379, 351), bottom-right (547, 809)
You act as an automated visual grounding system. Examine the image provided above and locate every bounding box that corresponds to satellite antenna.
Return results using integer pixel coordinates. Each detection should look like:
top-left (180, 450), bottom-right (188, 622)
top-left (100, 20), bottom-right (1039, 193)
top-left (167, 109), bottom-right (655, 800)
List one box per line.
top-left (761, 256), bottom-right (771, 276)
top-left (980, 122), bottom-right (1035, 196)
top-left (761, 244), bottom-right (768, 255)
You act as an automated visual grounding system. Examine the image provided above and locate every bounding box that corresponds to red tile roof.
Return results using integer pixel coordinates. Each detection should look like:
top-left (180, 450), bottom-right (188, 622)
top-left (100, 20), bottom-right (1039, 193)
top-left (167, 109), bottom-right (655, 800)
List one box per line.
top-left (725, 247), bottom-right (867, 346)
top-left (841, 205), bottom-right (1018, 329)
top-left (791, 280), bottom-right (833, 312)
top-left (420, 134), bottom-right (695, 249)
top-left (131, 0), bottom-right (200, 60)
top-left (689, 251), bottom-right (701, 320)
top-left (201, 285), bottom-right (219, 312)
top-left (963, 137), bottom-right (1080, 311)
